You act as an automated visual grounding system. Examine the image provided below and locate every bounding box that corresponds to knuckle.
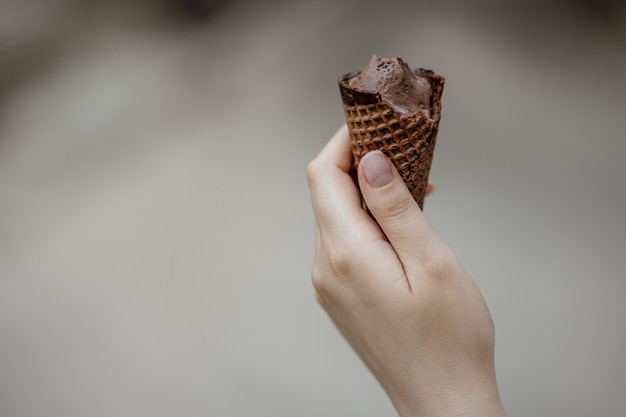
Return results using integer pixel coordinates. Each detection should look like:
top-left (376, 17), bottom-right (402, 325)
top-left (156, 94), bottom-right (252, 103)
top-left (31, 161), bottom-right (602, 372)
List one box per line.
top-left (310, 247), bottom-right (354, 297)
top-left (326, 247), bottom-right (353, 278)
top-left (381, 193), bottom-right (415, 220)
top-left (311, 265), bottom-right (334, 308)
top-left (306, 158), bottom-right (321, 185)
top-left (421, 244), bottom-right (458, 280)
top-left (310, 264), bottom-right (326, 294)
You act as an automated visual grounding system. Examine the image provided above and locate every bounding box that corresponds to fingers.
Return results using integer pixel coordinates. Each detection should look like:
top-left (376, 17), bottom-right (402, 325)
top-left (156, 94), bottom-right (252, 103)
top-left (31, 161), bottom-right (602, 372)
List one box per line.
top-left (426, 181), bottom-right (435, 197)
top-left (357, 151), bottom-right (441, 266)
top-left (307, 126), bottom-right (384, 241)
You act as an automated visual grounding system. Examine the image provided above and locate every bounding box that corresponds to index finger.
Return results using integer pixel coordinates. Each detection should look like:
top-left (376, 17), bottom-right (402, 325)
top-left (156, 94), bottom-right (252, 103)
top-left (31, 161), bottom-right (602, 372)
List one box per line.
top-left (306, 125), bottom-right (384, 241)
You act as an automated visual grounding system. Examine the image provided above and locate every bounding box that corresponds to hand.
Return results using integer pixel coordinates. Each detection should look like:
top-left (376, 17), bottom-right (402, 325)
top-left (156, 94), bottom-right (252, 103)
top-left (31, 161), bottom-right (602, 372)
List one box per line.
top-left (306, 126), bottom-right (507, 417)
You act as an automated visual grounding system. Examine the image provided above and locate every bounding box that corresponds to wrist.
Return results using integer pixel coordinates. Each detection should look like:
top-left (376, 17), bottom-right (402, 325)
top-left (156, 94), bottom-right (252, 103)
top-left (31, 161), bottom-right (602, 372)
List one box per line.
top-left (384, 368), bottom-right (507, 417)
top-left (392, 390), bottom-right (506, 417)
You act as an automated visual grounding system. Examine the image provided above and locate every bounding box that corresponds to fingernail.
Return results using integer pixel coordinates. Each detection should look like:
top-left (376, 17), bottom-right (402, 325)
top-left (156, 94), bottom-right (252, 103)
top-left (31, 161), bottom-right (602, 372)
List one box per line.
top-left (361, 151), bottom-right (394, 188)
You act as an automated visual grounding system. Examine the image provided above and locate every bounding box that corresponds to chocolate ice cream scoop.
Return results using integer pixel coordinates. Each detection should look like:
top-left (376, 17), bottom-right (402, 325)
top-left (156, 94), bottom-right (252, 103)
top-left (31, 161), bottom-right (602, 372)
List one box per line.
top-left (338, 55), bottom-right (445, 209)
top-left (348, 55), bottom-right (432, 116)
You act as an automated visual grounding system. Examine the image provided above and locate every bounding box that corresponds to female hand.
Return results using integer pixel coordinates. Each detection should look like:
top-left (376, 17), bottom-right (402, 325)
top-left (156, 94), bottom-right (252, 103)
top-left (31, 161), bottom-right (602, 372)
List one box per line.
top-left (306, 125), bottom-right (507, 417)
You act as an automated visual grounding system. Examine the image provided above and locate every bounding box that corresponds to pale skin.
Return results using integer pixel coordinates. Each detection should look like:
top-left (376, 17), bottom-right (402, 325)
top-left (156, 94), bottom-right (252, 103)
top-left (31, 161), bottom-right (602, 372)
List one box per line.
top-left (306, 125), bottom-right (507, 417)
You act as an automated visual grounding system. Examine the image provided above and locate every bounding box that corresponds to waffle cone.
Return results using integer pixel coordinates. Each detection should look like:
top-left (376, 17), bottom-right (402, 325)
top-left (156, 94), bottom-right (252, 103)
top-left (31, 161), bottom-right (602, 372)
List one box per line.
top-left (338, 68), bottom-right (444, 209)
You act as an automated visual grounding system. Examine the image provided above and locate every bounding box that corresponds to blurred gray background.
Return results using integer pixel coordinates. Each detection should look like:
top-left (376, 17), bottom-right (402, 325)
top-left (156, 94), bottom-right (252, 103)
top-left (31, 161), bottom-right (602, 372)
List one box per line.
top-left (1, 0), bottom-right (625, 416)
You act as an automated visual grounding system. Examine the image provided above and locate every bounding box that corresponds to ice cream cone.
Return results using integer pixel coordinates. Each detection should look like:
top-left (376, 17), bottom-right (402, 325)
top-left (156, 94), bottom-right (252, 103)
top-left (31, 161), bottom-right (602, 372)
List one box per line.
top-left (338, 68), bottom-right (444, 210)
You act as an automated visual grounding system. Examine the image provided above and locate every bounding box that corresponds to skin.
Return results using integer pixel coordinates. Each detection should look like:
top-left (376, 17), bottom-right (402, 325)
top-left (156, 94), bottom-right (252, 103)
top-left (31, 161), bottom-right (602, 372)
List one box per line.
top-left (306, 125), bottom-right (507, 417)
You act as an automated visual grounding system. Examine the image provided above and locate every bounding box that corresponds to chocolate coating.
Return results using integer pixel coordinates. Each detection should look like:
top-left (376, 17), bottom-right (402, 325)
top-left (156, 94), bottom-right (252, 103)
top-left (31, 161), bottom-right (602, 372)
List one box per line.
top-left (348, 55), bottom-right (432, 115)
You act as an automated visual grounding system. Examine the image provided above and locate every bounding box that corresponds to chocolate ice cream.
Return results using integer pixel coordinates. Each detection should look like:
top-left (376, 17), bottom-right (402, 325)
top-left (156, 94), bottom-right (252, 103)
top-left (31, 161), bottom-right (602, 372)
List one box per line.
top-left (348, 55), bottom-right (432, 116)
top-left (338, 56), bottom-right (445, 209)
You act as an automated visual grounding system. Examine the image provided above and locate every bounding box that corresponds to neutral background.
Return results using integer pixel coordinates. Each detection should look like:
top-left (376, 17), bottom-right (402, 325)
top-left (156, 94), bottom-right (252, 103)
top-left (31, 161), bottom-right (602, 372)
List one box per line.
top-left (1, 0), bottom-right (625, 416)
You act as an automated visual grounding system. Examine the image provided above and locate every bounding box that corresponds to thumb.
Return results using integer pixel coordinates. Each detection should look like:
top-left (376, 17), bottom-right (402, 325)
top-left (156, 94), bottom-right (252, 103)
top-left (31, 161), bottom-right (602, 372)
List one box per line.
top-left (357, 150), bottom-right (438, 262)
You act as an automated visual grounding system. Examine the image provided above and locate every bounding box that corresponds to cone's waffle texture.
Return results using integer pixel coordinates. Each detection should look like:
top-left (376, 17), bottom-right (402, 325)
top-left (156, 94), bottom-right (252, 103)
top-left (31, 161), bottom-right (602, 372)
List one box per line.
top-left (338, 68), bottom-right (444, 209)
